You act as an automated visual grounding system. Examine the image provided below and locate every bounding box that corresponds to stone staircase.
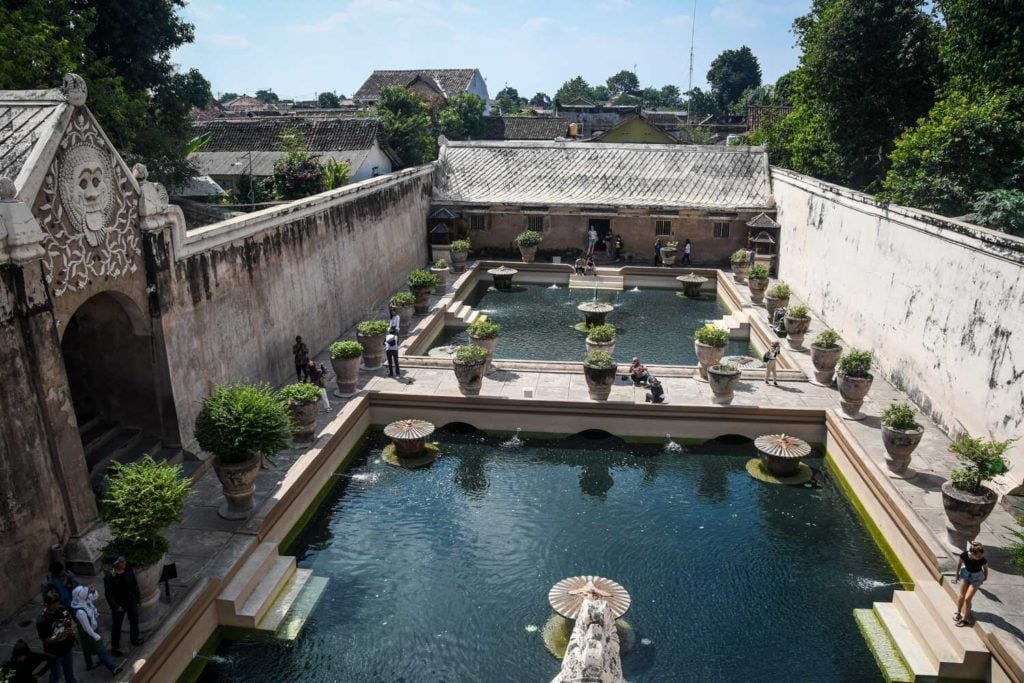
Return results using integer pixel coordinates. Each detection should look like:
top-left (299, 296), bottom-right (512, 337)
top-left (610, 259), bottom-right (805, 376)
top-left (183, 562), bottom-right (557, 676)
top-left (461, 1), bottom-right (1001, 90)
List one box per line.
top-left (859, 582), bottom-right (989, 681)
top-left (216, 542), bottom-right (327, 641)
top-left (716, 312), bottom-right (750, 340)
top-left (80, 417), bottom-right (203, 492)
top-left (445, 300), bottom-right (481, 327)
top-left (568, 274), bottom-right (624, 291)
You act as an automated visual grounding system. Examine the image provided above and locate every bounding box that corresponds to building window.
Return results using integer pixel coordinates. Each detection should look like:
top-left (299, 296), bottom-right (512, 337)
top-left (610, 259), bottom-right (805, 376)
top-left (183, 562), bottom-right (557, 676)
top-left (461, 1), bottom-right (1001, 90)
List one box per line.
top-left (655, 220), bottom-right (672, 236)
top-left (713, 222), bottom-right (731, 239)
top-left (527, 215), bottom-right (545, 232)
top-left (469, 214), bottom-right (486, 231)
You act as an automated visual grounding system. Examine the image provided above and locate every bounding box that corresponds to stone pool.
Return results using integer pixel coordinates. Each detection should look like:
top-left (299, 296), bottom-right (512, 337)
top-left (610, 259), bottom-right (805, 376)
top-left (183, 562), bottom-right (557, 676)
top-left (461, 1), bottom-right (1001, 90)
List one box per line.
top-left (196, 430), bottom-right (898, 681)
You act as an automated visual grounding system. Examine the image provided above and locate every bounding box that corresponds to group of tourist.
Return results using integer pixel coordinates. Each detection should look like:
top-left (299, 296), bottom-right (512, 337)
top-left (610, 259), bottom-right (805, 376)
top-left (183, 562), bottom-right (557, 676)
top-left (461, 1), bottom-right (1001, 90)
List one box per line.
top-left (653, 238), bottom-right (692, 266)
top-left (628, 358), bottom-right (665, 404)
top-left (585, 229), bottom-right (625, 262)
top-left (292, 335), bottom-right (331, 411)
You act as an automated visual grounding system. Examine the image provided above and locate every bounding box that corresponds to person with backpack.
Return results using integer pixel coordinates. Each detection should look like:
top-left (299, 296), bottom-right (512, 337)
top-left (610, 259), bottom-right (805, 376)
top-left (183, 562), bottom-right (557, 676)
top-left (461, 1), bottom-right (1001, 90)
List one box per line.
top-left (36, 593), bottom-right (77, 683)
top-left (70, 586), bottom-right (121, 675)
top-left (305, 360), bottom-right (330, 412)
top-left (764, 342), bottom-right (781, 386)
top-left (385, 328), bottom-right (401, 378)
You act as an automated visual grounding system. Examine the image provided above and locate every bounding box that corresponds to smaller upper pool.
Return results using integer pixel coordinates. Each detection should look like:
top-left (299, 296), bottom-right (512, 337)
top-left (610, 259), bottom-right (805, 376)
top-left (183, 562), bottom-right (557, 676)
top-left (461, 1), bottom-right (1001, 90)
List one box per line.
top-left (430, 281), bottom-right (749, 365)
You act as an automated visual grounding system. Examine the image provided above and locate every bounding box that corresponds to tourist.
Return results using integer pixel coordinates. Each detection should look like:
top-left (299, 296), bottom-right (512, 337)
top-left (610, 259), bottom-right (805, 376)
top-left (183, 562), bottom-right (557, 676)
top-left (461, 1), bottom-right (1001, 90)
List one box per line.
top-left (954, 541), bottom-right (988, 627)
top-left (385, 328), bottom-right (401, 378)
top-left (36, 593), bottom-right (77, 683)
top-left (103, 555), bottom-right (142, 657)
top-left (748, 248), bottom-right (756, 268)
top-left (585, 257), bottom-right (597, 276)
top-left (645, 376), bottom-right (665, 404)
top-left (41, 562), bottom-right (79, 608)
top-left (614, 235), bottom-right (624, 262)
top-left (654, 238), bottom-right (662, 266)
top-left (629, 358), bottom-right (651, 386)
top-left (682, 239), bottom-right (692, 266)
top-left (305, 360), bottom-right (331, 412)
top-left (586, 227), bottom-right (598, 255)
top-left (2, 640), bottom-right (54, 683)
top-left (292, 336), bottom-right (309, 382)
top-left (574, 257), bottom-right (586, 275)
top-left (764, 341), bottom-right (781, 386)
top-left (603, 234), bottom-right (614, 261)
top-left (388, 306), bottom-right (401, 333)
top-left (70, 586), bottom-right (121, 675)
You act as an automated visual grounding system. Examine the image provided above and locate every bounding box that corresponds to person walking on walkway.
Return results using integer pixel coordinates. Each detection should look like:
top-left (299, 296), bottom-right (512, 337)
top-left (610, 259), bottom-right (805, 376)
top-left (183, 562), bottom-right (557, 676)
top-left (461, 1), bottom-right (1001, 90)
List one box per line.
top-left (388, 306), bottom-right (401, 333)
top-left (103, 555), bottom-right (142, 657)
top-left (36, 593), bottom-right (77, 683)
top-left (654, 238), bottom-right (663, 266)
top-left (954, 541), bottom-right (988, 627)
top-left (764, 341), bottom-right (780, 386)
top-left (292, 336), bottom-right (309, 381)
top-left (614, 235), bottom-right (624, 262)
top-left (70, 586), bottom-right (121, 675)
top-left (681, 239), bottom-right (692, 266)
top-left (385, 328), bottom-right (401, 378)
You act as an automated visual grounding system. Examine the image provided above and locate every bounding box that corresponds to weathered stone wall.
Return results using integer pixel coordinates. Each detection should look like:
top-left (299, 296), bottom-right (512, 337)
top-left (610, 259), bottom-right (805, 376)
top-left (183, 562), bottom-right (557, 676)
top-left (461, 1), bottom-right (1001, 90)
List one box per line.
top-left (160, 167), bottom-right (434, 452)
top-left (772, 168), bottom-right (1024, 484)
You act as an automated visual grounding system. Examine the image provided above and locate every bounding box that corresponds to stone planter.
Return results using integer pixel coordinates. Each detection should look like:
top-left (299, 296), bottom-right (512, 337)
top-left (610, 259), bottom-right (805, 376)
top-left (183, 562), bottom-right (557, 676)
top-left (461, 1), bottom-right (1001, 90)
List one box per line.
top-left (331, 355), bottom-right (361, 395)
top-left (470, 334), bottom-right (499, 373)
top-left (393, 304), bottom-right (414, 333)
top-left (357, 332), bottom-right (386, 368)
top-left (942, 481), bottom-right (998, 543)
top-left (660, 247), bottom-right (677, 266)
top-left (288, 400), bottom-right (318, 444)
top-left (585, 338), bottom-right (616, 357)
top-left (707, 365), bottom-right (741, 405)
top-left (764, 294), bottom-right (789, 320)
top-left (411, 287), bottom-right (432, 315)
top-left (431, 245), bottom-right (452, 267)
top-left (784, 315), bottom-right (811, 349)
top-left (694, 341), bottom-right (727, 381)
top-left (453, 359), bottom-right (487, 395)
top-left (731, 262), bottom-right (749, 283)
top-left (583, 362), bottom-right (618, 401)
top-left (135, 556), bottom-right (165, 631)
top-left (213, 453), bottom-right (260, 520)
top-left (836, 372), bottom-right (873, 419)
top-left (809, 344), bottom-right (841, 385)
top-left (519, 244), bottom-right (538, 263)
top-left (881, 424), bottom-right (924, 475)
top-left (450, 250), bottom-right (468, 273)
top-left (747, 278), bottom-right (768, 305)
top-left (430, 266), bottom-right (449, 289)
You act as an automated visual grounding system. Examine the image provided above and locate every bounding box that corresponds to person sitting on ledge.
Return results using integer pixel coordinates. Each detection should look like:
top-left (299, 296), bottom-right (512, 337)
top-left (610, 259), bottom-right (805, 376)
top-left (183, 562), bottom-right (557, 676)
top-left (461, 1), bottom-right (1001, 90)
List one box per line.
top-left (585, 257), bottom-right (597, 276)
top-left (645, 376), bottom-right (665, 403)
top-left (628, 358), bottom-right (651, 386)
top-left (574, 257), bottom-right (586, 275)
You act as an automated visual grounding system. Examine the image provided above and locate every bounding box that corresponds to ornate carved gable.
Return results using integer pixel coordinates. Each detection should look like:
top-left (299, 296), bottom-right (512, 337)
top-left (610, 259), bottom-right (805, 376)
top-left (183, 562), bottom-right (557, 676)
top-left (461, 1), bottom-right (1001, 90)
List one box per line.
top-left (34, 109), bottom-right (140, 297)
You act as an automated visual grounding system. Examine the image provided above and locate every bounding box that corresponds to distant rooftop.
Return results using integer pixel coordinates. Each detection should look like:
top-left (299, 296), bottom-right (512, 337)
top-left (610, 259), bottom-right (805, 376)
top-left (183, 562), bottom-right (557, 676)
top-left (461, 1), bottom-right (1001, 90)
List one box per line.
top-left (478, 117), bottom-right (568, 141)
top-left (353, 69), bottom-right (481, 102)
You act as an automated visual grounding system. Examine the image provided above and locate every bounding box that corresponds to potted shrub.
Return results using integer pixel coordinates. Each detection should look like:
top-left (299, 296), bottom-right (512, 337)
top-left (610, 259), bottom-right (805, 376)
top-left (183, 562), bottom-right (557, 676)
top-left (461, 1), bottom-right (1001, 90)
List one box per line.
top-left (452, 344), bottom-right (489, 396)
top-left (707, 362), bottom-right (741, 405)
top-left (195, 383), bottom-right (292, 519)
top-left (330, 340), bottom-right (364, 395)
top-left (765, 282), bottom-right (791, 319)
top-left (356, 319), bottom-right (389, 368)
top-left (746, 263), bottom-right (770, 304)
top-left (661, 240), bottom-right (679, 266)
top-left (809, 329), bottom-right (842, 385)
top-left (515, 230), bottom-right (543, 262)
top-left (450, 239), bottom-right (471, 273)
top-left (879, 402), bottom-right (924, 476)
top-left (103, 455), bottom-right (191, 621)
top-left (279, 382), bottom-right (322, 444)
top-left (835, 349), bottom-right (873, 419)
top-left (585, 323), bottom-right (616, 356)
top-left (730, 249), bottom-right (751, 283)
top-left (942, 435), bottom-right (1011, 542)
top-left (693, 323), bottom-right (729, 381)
top-left (430, 258), bottom-right (450, 289)
top-left (784, 304), bottom-right (812, 349)
top-left (583, 350), bottom-right (617, 401)
top-left (467, 317), bottom-right (501, 372)
top-left (389, 292), bottom-right (416, 332)
top-left (408, 269), bottom-right (440, 314)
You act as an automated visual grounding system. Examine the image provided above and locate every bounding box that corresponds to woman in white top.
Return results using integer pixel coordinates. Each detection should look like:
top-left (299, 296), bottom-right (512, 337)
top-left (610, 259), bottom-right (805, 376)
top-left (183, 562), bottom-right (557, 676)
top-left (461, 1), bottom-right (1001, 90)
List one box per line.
top-left (71, 585), bottom-right (121, 674)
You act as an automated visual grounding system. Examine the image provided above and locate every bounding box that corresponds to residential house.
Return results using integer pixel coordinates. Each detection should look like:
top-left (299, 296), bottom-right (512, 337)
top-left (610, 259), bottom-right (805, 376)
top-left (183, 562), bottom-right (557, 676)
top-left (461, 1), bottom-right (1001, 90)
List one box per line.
top-left (353, 69), bottom-right (489, 109)
top-left (590, 115), bottom-right (679, 144)
top-left (477, 116), bottom-right (569, 141)
top-left (555, 98), bottom-right (640, 137)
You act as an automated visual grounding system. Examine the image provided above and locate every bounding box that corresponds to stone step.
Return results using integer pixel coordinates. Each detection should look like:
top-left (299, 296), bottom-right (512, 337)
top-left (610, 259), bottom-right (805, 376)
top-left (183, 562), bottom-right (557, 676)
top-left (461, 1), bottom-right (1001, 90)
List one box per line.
top-left (854, 608), bottom-right (914, 683)
top-left (80, 417), bottom-right (117, 454)
top-left (912, 582), bottom-right (990, 678)
top-left (275, 575), bottom-right (328, 642)
top-left (85, 426), bottom-right (140, 469)
top-left (232, 555), bottom-right (296, 629)
top-left (892, 590), bottom-right (961, 671)
top-left (216, 542), bottom-right (281, 618)
top-left (258, 568), bottom-right (314, 633)
top-left (874, 601), bottom-right (939, 679)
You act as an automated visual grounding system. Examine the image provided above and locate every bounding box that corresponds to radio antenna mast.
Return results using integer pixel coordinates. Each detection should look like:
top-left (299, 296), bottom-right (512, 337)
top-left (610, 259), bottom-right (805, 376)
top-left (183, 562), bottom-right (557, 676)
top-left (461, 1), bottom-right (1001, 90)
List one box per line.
top-left (687, 0), bottom-right (698, 96)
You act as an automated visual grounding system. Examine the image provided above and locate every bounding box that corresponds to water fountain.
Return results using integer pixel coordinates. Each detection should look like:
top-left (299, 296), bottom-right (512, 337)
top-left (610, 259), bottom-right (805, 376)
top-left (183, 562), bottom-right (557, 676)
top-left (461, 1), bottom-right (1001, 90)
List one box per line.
top-left (548, 576), bottom-right (631, 683)
top-left (487, 266), bottom-right (519, 291)
top-left (676, 273), bottom-right (708, 299)
top-left (664, 433), bottom-right (683, 453)
top-left (749, 433), bottom-right (813, 484)
top-left (577, 301), bottom-right (614, 327)
top-left (500, 427), bottom-right (524, 448)
top-left (382, 418), bottom-right (439, 468)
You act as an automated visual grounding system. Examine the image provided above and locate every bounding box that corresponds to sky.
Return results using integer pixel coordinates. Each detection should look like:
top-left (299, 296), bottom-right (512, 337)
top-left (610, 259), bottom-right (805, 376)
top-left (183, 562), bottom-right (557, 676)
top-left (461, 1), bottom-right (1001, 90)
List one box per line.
top-left (173, 0), bottom-right (809, 102)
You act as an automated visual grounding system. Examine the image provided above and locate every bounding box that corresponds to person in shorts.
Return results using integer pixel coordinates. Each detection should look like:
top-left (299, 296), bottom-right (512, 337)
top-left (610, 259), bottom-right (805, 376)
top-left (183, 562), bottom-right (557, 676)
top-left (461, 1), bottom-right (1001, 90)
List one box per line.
top-left (954, 541), bottom-right (988, 627)
top-left (764, 341), bottom-right (780, 386)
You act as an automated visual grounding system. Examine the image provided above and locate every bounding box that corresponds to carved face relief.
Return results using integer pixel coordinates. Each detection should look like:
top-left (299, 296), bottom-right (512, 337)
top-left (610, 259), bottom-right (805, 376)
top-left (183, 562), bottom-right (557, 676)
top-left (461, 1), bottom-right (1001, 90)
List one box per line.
top-left (59, 144), bottom-right (114, 246)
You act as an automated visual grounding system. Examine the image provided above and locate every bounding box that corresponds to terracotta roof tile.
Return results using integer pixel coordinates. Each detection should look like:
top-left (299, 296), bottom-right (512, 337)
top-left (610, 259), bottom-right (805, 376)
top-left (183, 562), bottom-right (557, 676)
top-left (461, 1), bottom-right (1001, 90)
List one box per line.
top-left (354, 69), bottom-right (479, 101)
top-left (478, 117), bottom-right (568, 140)
top-left (193, 117), bottom-right (384, 153)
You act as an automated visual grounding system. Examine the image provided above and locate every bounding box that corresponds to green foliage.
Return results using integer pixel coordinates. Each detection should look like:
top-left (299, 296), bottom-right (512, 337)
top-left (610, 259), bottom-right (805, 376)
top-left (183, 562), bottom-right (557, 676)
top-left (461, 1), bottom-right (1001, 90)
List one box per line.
top-left (658, 85), bottom-right (682, 109)
top-left (529, 92), bottom-right (551, 107)
top-left (813, 329), bottom-right (840, 348)
top-left (322, 158), bottom-right (350, 191)
top-left (451, 239), bottom-right (471, 252)
top-left (936, 0), bottom-right (1024, 94)
top-left (407, 269), bottom-right (440, 290)
top-left (554, 76), bottom-right (594, 105)
top-left (747, 263), bottom-right (770, 280)
top-left (195, 383), bottom-right (292, 463)
top-left (707, 46), bottom-right (762, 113)
top-left (714, 363), bottom-right (739, 373)
top-left (684, 87), bottom-right (720, 118)
top-left (971, 190), bottom-right (1024, 237)
top-left (730, 249), bottom-right (750, 263)
top-left (330, 340), bottom-right (364, 359)
top-left (515, 230), bottom-right (543, 247)
top-left (881, 402), bottom-right (920, 430)
top-left (495, 86), bottom-right (526, 114)
top-left (389, 292), bottom-right (416, 307)
top-left (218, 92), bottom-right (239, 103)
top-left (591, 85), bottom-right (611, 103)
top-left (606, 70), bottom-right (640, 98)
top-left (356, 319), bottom-right (390, 336)
top-left (433, 259), bottom-right (448, 269)
top-left (767, 283), bottom-right (791, 298)
top-left (1008, 520), bottom-right (1024, 572)
top-left (584, 350), bottom-right (615, 368)
top-left (586, 324), bottom-right (616, 343)
top-left (279, 382), bottom-right (322, 406)
top-left (694, 324), bottom-right (729, 347)
top-left (375, 86), bottom-right (436, 168)
top-left (317, 91), bottom-right (340, 108)
top-left (787, 304), bottom-right (809, 318)
top-left (454, 344), bottom-right (489, 364)
top-left (102, 455), bottom-right (190, 566)
top-left (438, 92), bottom-right (485, 140)
top-left (948, 434), bottom-right (1012, 494)
top-left (234, 173), bottom-right (273, 205)
top-left (272, 128), bottom-right (325, 200)
top-left (468, 318), bottom-right (500, 339)
top-left (837, 349), bottom-right (873, 377)
top-left (255, 88), bottom-right (279, 104)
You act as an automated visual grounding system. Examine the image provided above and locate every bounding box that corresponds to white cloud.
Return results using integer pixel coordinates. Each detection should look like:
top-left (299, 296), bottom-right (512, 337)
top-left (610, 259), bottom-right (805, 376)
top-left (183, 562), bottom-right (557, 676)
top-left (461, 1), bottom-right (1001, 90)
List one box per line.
top-left (662, 14), bottom-right (692, 28)
top-left (288, 10), bottom-right (350, 33)
top-left (521, 16), bottom-right (559, 34)
top-left (207, 33), bottom-right (250, 49)
top-left (597, 0), bottom-right (631, 10)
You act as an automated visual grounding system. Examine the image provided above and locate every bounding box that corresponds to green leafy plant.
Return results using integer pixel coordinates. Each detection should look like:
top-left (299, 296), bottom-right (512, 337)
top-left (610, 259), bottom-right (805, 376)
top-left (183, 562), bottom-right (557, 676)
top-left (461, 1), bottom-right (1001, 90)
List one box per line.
top-left (837, 349), bottom-right (873, 377)
top-left (468, 318), bottom-right (501, 339)
top-left (1008, 517), bottom-right (1024, 571)
top-left (279, 382), bottom-right (323, 406)
top-left (713, 363), bottom-right (739, 373)
top-left (586, 323), bottom-right (616, 343)
top-left (515, 230), bottom-right (543, 247)
top-left (102, 455), bottom-right (191, 566)
top-left (787, 304), bottom-right (810, 318)
top-left (433, 259), bottom-right (448, 269)
top-left (584, 350), bottom-right (615, 368)
top-left (330, 340), bottom-right (364, 359)
top-left (356, 319), bottom-right (390, 336)
top-left (730, 249), bottom-right (750, 263)
top-left (948, 434), bottom-right (1012, 494)
top-left (408, 268), bottom-right (440, 290)
top-left (747, 263), bottom-right (770, 280)
top-left (451, 239), bottom-right (471, 253)
top-left (881, 402), bottom-right (920, 431)
top-left (813, 329), bottom-right (840, 349)
top-left (767, 283), bottom-right (791, 298)
top-left (454, 344), bottom-right (489, 364)
top-left (195, 383), bottom-right (293, 464)
top-left (390, 292), bottom-right (416, 307)
top-left (694, 323), bottom-right (729, 347)
top-left (322, 158), bottom-right (351, 190)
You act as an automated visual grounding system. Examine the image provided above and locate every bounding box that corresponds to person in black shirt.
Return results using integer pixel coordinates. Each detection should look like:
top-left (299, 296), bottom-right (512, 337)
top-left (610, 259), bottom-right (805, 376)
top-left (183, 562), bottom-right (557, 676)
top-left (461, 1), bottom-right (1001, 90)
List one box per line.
top-left (103, 555), bottom-right (142, 656)
top-left (2, 639), bottom-right (54, 683)
top-left (292, 336), bottom-right (309, 381)
top-left (645, 376), bottom-right (666, 404)
top-left (36, 594), bottom-right (76, 683)
top-left (954, 541), bottom-right (988, 627)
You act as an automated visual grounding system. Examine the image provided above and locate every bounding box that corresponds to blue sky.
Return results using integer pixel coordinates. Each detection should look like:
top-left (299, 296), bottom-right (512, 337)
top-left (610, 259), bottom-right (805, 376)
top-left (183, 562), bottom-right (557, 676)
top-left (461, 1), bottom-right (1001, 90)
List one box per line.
top-left (174, 0), bottom-right (808, 101)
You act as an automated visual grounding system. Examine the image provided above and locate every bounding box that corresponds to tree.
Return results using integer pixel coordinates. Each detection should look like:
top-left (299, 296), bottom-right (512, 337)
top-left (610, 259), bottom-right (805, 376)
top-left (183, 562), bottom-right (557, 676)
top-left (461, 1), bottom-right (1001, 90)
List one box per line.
top-left (613, 93), bottom-right (641, 106)
top-left (374, 86), bottom-right (435, 167)
top-left (684, 88), bottom-right (718, 119)
top-left (255, 88), bottom-right (279, 104)
top-left (529, 92), bottom-right (551, 107)
top-left (494, 86), bottom-right (522, 114)
top-left (658, 85), bottom-right (682, 109)
top-left (318, 91), bottom-right (339, 108)
top-left (706, 46), bottom-right (762, 113)
top-left (606, 70), bottom-right (640, 98)
top-left (554, 76), bottom-right (593, 105)
top-left (272, 128), bottom-right (324, 200)
top-left (935, 0), bottom-right (1024, 94)
top-left (640, 87), bottom-right (661, 108)
top-left (590, 85), bottom-right (610, 102)
top-left (218, 92), bottom-right (240, 103)
top-left (437, 92), bottom-right (485, 140)
top-left (971, 190), bottom-right (1024, 237)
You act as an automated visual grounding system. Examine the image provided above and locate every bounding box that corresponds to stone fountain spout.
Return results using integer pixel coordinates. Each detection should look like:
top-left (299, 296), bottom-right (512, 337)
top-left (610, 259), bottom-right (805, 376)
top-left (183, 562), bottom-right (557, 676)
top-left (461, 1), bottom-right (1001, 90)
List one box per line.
top-left (552, 594), bottom-right (623, 683)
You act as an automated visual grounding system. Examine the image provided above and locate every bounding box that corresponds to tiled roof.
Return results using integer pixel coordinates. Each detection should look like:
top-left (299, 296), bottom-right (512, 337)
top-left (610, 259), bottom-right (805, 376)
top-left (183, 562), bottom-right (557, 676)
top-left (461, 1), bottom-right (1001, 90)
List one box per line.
top-left (192, 117), bottom-right (385, 153)
top-left (746, 212), bottom-right (780, 228)
top-left (353, 69), bottom-right (478, 101)
top-left (747, 105), bottom-right (794, 133)
top-left (0, 89), bottom-right (68, 186)
top-left (478, 117), bottom-right (568, 140)
top-left (434, 140), bottom-right (773, 210)
top-left (189, 150), bottom-right (370, 177)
